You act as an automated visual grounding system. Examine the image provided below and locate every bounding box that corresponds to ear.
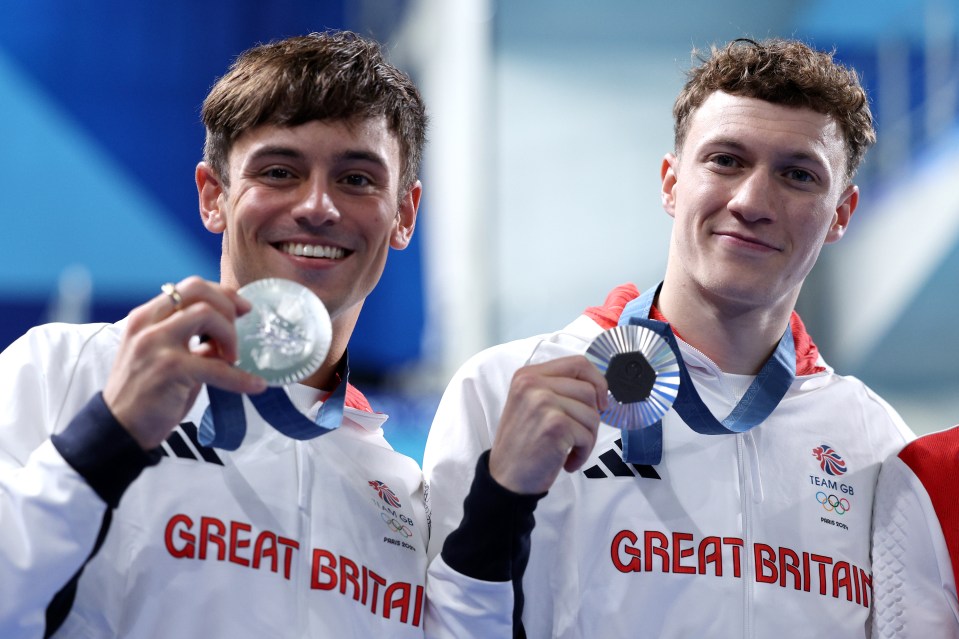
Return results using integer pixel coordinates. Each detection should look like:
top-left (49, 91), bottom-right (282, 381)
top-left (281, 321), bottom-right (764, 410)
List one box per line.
top-left (391, 180), bottom-right (422, 250)
top-left (196, 162), bottom-right (227, 234)
top-left (660, 153), bottom-right (679, 218)
top-left (825, 183), bottom-right (858, 244)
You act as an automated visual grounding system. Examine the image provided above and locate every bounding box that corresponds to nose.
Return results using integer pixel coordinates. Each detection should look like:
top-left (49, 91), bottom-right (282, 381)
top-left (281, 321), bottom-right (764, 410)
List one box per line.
top-left (727, 170), bottom-right (776, 224)
top-left (292, 178), bottom-right (340, 227)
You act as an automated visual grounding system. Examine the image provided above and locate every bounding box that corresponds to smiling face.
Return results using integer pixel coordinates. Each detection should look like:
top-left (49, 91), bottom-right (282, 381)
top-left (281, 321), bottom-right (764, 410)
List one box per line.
top-left (197, 117), bottom-right (420, 327)
top-left (660, 91), bottom-right (857, 318)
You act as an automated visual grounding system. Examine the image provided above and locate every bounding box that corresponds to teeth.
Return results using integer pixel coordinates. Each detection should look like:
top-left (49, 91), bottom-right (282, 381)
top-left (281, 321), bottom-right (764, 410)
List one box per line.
top-left (281, 243), bottom-right (345, 259)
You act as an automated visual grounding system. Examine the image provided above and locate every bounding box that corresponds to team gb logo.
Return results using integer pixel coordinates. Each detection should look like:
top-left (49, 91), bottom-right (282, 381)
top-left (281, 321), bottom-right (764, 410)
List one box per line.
top-left (812, 444), bottom-right (848, 476)
top-left (369, 480), bottom-right (402, 508)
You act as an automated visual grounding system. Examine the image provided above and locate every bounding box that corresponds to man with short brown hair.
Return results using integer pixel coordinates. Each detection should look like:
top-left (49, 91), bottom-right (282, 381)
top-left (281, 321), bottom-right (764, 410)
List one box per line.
top-left (424, 38), bottom-right (914, 638)
top-left (0, 30), bottom-right (431, 638)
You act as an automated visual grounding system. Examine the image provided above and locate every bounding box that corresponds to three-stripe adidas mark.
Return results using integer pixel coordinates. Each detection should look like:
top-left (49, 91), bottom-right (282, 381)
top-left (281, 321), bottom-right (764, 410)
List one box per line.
top-left (159, 422), bottom-right (224, 466)
top-left (583, 438), bottom-right (660, 480)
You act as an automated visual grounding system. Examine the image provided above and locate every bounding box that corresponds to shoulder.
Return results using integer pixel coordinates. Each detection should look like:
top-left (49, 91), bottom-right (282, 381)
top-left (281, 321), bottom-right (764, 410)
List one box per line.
top-left (879, 426), bottom-right (959, 594)
top-left (453, 335), bottom-right (543, 382)
top-left (1, 320), bottom-right (124, 412)
top-left (897, 425), bottom-right (959, 476)
top-left (0, 321), bottom-right (124, 387)
top-left (453, 313), bottom-right (605, 384)
top-left (0, 321), bottom-right (125, 454)
top-left (806, 371), bottom-right (914, 444)
top-left (895, 427), bottom-right (959, 545)
top-left (5, 320), bottom-right (123, 362)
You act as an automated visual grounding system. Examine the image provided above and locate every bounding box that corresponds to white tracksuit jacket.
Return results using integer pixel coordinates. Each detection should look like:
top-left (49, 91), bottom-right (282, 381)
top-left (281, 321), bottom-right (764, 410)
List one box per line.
top-left (424, 284), bottom-right (914, 639)
top-left (872, 425), bottom-right (959, 638)
top-left (0, 320), bottom-right (429, 638)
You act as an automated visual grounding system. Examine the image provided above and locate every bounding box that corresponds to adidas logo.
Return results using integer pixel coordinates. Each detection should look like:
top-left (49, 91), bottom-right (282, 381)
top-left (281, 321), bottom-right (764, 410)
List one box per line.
top-left (158, 422), bottom-right (224, 466)
top-left (583, 438), bottom-right (660, 480)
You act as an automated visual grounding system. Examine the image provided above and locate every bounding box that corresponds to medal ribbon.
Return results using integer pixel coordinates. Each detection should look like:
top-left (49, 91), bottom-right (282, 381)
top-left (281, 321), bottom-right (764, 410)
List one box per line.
top-left (199, 355), bottom-right (349, 450)
top-left (618, 284), bottom-right (796, 465)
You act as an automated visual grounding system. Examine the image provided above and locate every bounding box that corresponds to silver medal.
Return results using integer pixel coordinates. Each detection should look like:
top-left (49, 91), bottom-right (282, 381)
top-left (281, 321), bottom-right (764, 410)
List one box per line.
top-left (235, 278), bottom-right (332, 386)
top-left (585, 325), bottom-right (680, 429)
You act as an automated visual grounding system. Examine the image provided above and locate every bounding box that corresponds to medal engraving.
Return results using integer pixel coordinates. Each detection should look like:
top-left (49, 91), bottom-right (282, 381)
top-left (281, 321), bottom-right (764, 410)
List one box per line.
top-left (606, 352), bottom-right (656, 403)
top-left (235, 278), bottom-right (332, 386)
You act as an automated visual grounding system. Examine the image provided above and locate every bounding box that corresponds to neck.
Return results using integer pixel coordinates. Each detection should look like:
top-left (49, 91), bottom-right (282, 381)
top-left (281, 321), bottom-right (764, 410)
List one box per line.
top-left (300, 304), bottom-right (361, 390)
top-left (656, 279), bottom-right (795, 375)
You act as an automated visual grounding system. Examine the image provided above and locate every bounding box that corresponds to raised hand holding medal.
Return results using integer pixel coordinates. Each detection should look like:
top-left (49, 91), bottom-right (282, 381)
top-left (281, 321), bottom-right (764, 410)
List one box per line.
top-left (489, 323), bottom-right (682, 494)
top-left (102, 277), bottom-right (268, 451)
top-left (201, 277), bottom-right (343, 450)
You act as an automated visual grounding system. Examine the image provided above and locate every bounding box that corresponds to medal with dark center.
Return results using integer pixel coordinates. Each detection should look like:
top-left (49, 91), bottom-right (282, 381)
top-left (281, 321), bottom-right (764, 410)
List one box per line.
top-left (585, 325), bottom-right (680, 429)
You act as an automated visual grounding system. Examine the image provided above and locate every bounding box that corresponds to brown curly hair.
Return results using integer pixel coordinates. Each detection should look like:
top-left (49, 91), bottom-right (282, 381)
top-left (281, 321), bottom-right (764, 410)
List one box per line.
top-left (202, 30), bottom-right (427, 193)
top-left (673, 38), bottom-right (876, 180)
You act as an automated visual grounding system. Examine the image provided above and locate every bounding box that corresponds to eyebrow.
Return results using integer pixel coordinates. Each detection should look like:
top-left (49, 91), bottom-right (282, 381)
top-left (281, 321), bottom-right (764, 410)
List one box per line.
top-left (246, 145), bottom-right (305, 163)
top-left (332, 149), bottom-right (390, 171)
top-left (246, 145), bottom-right (389, 170)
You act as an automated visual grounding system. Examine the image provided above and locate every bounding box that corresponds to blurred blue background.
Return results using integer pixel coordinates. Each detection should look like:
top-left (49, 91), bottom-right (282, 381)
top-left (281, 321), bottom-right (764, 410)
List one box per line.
top-left (2, 0), bottom-right (958, 463)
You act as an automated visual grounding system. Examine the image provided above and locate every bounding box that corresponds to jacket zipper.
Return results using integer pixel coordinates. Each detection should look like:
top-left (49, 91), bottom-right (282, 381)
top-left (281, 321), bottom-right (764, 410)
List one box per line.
top-left (738, 433), bottom-right (753, 639)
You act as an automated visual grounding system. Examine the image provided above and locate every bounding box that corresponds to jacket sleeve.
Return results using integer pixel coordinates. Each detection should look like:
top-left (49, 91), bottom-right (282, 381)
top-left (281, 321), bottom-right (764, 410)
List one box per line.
top-left (871, 452), bottom-right (959, 638)
top-left (423, 343), bottom-right (542, 638)
top-left (0, 325), bottom-right (158, 638)
top-left (426, 450), bottom-right (543, 639)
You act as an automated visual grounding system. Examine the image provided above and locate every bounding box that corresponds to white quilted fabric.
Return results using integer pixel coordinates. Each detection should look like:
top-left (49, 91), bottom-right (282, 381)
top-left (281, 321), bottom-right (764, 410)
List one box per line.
top-left (871, 456), bottom-right (959, 638)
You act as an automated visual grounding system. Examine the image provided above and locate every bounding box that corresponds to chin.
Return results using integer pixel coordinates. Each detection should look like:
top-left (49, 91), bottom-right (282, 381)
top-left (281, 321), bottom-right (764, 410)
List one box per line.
top-left (704, 275), bottom-right (781, 307)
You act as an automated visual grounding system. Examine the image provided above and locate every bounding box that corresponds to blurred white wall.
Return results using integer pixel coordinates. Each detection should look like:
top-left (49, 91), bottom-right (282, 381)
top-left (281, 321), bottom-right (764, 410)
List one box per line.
top-left (491, 46), bottom-right (676, 343)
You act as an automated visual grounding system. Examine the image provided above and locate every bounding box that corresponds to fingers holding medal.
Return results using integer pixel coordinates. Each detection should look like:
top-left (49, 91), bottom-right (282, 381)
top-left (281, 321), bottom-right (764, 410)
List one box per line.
top-left (104, 277), bottom-right (268, 450)
top-left (148, 277), bottom-right (330, 387)
top-left (488, 324), bottom-right (682, 496)
top-left (489, 355), bottom-right (609, 495)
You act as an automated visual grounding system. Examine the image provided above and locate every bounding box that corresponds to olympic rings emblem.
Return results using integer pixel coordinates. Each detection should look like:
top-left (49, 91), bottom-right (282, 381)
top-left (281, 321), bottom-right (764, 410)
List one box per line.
top-left (816, 491), bottom-right (851, 515)
top-left (381, 512), bottom-right (413, 538)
